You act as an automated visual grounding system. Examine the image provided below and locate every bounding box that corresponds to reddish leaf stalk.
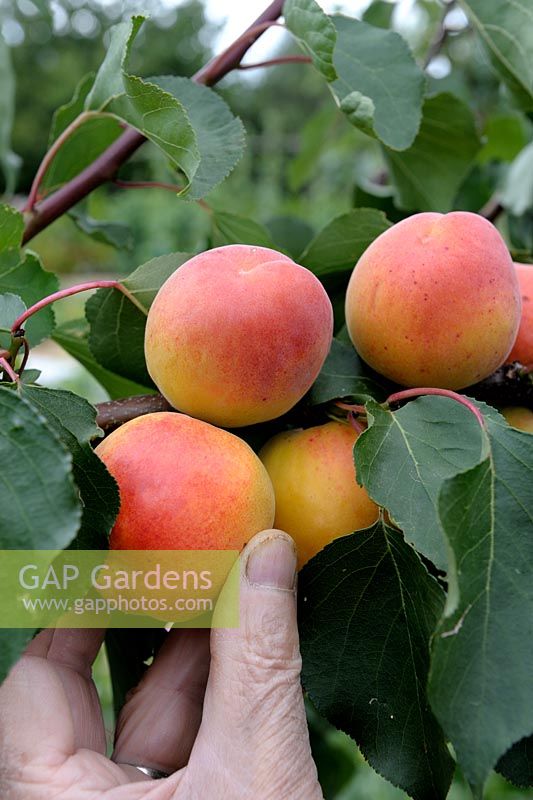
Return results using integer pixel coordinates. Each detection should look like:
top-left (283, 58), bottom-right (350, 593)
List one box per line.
top-left (0, 356), bottom-right (19, 383)
top-left (348, 412), bottom-right (366, 434)
top-left (336, 400), bottom-right (367, 415)
top-left (386, 387), bottom-right (486, 428)
top-left (10, 280), bottom-right (142, 335)
top-left (22, 1), bottom-right (285, 244)
top-left (113, 179), bottom-right (211, 211)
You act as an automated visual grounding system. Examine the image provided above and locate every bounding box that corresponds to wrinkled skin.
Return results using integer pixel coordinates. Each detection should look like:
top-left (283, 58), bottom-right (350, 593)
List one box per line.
top-left (0, 531), bottom-right (323, 800)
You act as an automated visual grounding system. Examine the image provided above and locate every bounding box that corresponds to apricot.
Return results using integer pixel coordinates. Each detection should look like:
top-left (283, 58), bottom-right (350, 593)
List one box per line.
top-left (144, 244), bottom-right (333, 428)
top-left (345, 212), bottom-right (521, 389)
top-left (95, 412), bottom-right (275, 551)
top-left (259, 421), bottom-right (379, 568)
top-left (502, 407), bottom-right (533, 433)
top-left (507, 262), bottom-right (533, 368)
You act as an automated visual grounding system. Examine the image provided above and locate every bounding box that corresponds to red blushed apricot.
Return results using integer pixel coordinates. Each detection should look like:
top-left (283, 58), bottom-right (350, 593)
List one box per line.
top-left (95, 412), bottom-right (275, 551)
top-left (507, 263), bottom-right (533, 369)
top-left (260, 421), bottom-right (379, 568)
top-left (345, 212), bottom-right (521, 390)
top-left (144, 245), bottom-right (333, 428)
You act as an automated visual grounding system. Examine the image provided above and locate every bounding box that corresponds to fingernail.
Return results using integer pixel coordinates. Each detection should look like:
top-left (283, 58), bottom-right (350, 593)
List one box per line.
top-left (246, 533), bottom-right (297, 590)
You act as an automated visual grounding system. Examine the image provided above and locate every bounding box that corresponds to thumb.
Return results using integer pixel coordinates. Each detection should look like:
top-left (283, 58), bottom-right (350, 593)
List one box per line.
top-left (186, 530), bottom-right (321, 799)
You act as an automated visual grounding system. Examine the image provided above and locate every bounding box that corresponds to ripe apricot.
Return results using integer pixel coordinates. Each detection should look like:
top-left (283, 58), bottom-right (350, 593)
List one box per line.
top-left (345, 212), bottom-right (521, 389)
top-left (145, 245), bottom-right (333, 427)
top-left (502, 407), bottom-right (533, 433)
top-left (259, 421), bottom-right (379, 568)
top-left (95, 412), bottom-right (275, 551)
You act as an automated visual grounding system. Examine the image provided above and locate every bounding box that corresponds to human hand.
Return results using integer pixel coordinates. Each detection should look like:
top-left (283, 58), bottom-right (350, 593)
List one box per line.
top-left (0, 530), bottom-right (323, 800)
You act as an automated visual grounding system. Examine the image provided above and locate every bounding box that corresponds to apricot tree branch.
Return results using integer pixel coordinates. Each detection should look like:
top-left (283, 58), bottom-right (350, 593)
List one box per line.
top-left (479, 195), bottom-right (504, 223)
top-left (96, 394), bottom-right (173, 433)
top-left (238, 55), bottom-right (312, 70)
top-left (22, 0), bottom-right (285, 245)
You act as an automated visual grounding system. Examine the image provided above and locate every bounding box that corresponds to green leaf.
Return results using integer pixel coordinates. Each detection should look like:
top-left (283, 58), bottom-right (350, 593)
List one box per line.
top-left (86, 251), bottom-right (189, 386)
top-left (212, 211), bottom-right (278, 249)
top-left (384, 93), bottom-right (481, 212)
top-left (122, 252), bottom-right (191, 309)
top-left (86, 288), bottom-right (152, 387)
top-left (284, 0), bottom-right (337, 81)
top-left (42, 118), bottom-right (123, 196)
top-left (429, 408), bottom-right (533, 791)
top-left (362, 0), bottom-right (395, 29)
top-left (330, 15), bottom-right (425, 151)
top-left (0, 293), bottom-right (25, 340)
top-left (299, 521), bottom-right (454, 800)
top-left (53, 318), bottom-right (154, 400)
top-left (287, 105), bottom-right (336, 192)
top-left (501, 142), bottom-right (533, 216)
top-left (0, 250), bottom-right (58, 346)
top-left (106, 629), bottom-right (166, 717)
top-left (477, 113), bottom-right (529, 165)
top-left (20, 386), bottom-right (119, 549)
top-left (266, 215), bottom-right (314, 259)
top-left (308, 339), bottom-right (388, 405)
top-left (69, 207), bottom-right (133, 251)
top-left (307, 700), bottom-right (359, 798)
top-left (151, 76), bottom-right (246, 200)
top-left (299, 208), bottom-right (392, 277)
top-left (0, 629), bottom-right (35, 685)
top-left (355, 397), bottom-right (486, 571)
top-left (49, 73), bottom-right (95, 143)
top-left (0, 35), bottom-right (20, 193)
top-left (497, 736), bottom-right (533, 788)
top-left (85, 17), bottom-right (201, 197)
top-left (0, 387), bottom-right (81, 549)
top-left (0, 204), bottom-right (23, 251)
top-left (458, 0), bottom-right (533, 106)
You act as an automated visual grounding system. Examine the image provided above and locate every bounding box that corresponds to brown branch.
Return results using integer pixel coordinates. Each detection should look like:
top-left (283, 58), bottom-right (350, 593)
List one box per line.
top-left (22, 1), bottom-right (285, 245)
top-left (238, 55), bottom-right (312, 70)
top-left (96, 394), bottom-right (173, 433)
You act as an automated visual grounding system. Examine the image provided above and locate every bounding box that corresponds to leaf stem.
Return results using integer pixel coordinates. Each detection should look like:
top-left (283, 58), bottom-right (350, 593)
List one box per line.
top-left (24, 111), bottom-right (99, 212)
top-left (10, 279), bottom-right (144, 335)
top-left (22, 1), bottom-right (285, 244)
top-left (386, 387), bottom-right (486, 428)
top-left (335, 400), bottom-right (367, 415)
top-left (113, 179), bottom-right (211, 212)
top-left (0, 356), bottom-right (19, 384)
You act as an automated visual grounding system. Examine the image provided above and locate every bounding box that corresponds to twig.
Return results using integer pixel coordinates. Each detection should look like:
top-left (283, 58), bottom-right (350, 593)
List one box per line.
top-left (238, 55), bottom-right (312, 71)
top-left (24, 111), bottom-right (99, 212)
top-left (468, 363), bottom-right (532, 409)
top-left (96, 394), bottom-right (173, 433)
top-left (22, 1), bottom-right (285, 244)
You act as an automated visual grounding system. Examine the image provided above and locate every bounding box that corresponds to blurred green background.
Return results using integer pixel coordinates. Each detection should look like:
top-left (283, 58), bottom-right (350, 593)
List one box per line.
top-left (3, 1), bottom-right (532, 797)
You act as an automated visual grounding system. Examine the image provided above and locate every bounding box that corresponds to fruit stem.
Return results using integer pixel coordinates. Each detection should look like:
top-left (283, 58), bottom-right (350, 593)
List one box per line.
top-left (0, 356), bottom-right (19, 383)
top-left (10, 280), bottom-right (144, 335)
top-left (386, 387), bottom-right (486, 428)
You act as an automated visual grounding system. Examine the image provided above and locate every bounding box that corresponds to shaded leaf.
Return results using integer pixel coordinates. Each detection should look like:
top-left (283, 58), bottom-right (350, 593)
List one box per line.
top-left (355, 397), bottom-right (485, 571)
top-left (299, 208), bottom-right (391, 277)
top-left (53, 318), bottom-right (154, 400)
top-left (299, 521), bottom-right (454, 800)
top-left (0, 386), bottom-right (81, 549)
top-left (69, 207), bottom-right (133, 251)
top-left (308, 339), bottom-right (387, 405)
top-left (384, 93), bottom-right (481, 212)
top-left (330, 15), bottom-right (425, 151)
top-left (0, 250), bottom-right (58, 346)
top-left (212, 211), bottom-right (278, 249)
top-left (0, 36), bottom-right (20, 193)
top-left (458, 0), bottom-right (533, 107)
top-left (429, 408), bottom-right (533, 791)
top-left (497, 736), bottom-right (533, 788)
top-left (501, 142), bottom-right (533, 217)
top-left (477, 113), bottom-right (529, 165)
top-left (21, 385), bottom-right (119, 549)
top-left (122, 252), bottom-right (191, 309)
top-left (266, 215), bottom-right (314, 259)
top-left (284, 0), bottom-right (337, 81)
